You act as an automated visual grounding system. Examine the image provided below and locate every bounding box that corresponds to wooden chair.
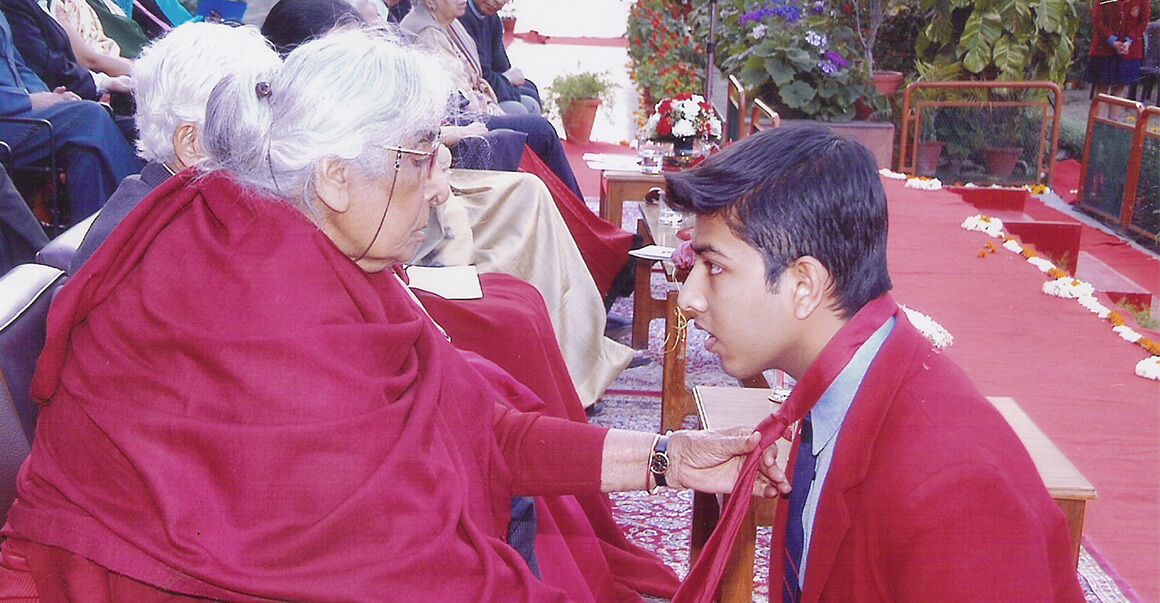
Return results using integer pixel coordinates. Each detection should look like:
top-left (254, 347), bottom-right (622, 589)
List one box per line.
top-left (748, 98), bottom-right (782, 135)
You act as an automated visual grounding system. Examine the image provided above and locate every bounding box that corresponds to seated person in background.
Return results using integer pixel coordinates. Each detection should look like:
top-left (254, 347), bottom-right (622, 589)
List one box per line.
top-left (3, 28), bottom-right (788, 601)
top-left (79, 0), bottom-right (150, 58)
top-left (399, 0), bottom-right (586, 200)
top-left (0, 12), bottom-right (141, 225)
top-left (49, 0), bottom-right (138, 70)
top-left (668, 125), bottom-right (1085, 601)
top-left (76, 18), bottom-right (630, 410)
top-left (0, 164), bottom-right (49, 272)
top-left (458, 0), bottom-right (541, 114)
top-left (1, 0), bottom-right (132, 101)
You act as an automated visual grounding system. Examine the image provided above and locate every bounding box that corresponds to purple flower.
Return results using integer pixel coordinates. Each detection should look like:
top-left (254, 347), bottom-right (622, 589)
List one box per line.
top-left (739, 0), bottom-right (802, 25)
top-left (818, 60), bottom-right (839, 75)
top-left (811, 1), bottom-right (824, 14)
top-left (823, 50), bottom-right (849, 68)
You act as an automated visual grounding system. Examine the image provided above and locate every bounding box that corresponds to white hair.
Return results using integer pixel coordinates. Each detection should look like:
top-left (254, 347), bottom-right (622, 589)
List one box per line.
top-left (132, 22), bottom-right (281, 164)
top-left (201, 26), bottom-right (455, 214)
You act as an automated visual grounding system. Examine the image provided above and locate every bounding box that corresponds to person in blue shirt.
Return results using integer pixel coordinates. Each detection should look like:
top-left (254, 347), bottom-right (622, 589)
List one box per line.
top-left (458, 0), bottom-right (540, 114)
top-left (0, 11), bottom-right (141, 225)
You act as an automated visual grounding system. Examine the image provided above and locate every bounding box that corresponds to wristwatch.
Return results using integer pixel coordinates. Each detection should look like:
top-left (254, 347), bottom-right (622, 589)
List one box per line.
top-left (648, 434), bottom-right (670, 493)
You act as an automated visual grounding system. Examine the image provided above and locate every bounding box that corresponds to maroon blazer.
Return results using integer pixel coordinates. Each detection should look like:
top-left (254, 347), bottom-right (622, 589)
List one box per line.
top-left (1089, 0), bottom-right (1150, 60)
top-left (778, 316), bottom-right (1085, 602)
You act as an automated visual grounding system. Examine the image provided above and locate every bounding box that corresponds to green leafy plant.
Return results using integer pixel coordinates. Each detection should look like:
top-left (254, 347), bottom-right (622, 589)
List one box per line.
top-left (545, 72), bottom-right (616, 121)
top-left (915, 0), bottom-right (1082, 84)
top-left (627, 0), bottom-right (705, 114)
top-left (708, 0), bottom-right (883, 121)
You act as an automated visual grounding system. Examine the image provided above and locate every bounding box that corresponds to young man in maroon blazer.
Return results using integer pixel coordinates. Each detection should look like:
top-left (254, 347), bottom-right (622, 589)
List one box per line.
top-left (666, 125), bottom-right (1085, 602)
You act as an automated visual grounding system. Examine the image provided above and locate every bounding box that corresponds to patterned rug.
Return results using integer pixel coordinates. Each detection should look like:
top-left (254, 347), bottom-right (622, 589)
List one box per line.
top-left (592, 291), bottom-right (1132, 602)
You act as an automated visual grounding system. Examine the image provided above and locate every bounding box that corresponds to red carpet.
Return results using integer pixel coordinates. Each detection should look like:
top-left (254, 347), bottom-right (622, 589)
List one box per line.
top-left (1019, 196), bottom-right (1159, 297)
top-left (1052, 159), bottom-right (1082, 205)
top-left (884, 178), bottom-right (1158, 601)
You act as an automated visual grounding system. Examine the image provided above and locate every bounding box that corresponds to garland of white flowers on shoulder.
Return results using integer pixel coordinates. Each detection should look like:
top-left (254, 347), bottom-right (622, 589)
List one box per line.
top-left (959, 212), bottom-right (1160, 381)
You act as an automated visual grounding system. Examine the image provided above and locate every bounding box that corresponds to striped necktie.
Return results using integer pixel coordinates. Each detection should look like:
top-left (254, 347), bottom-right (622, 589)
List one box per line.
top-left (783, 417), bottom-right (815, 603)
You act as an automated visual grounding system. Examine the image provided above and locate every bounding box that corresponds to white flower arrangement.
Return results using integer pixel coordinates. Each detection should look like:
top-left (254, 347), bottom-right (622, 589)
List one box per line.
top-left (1042, 277), bottom-right (1094, 299)
top-left (1077, 295), bottom-right (1112, 319)
top-left (750, 23), bottom-right (767, 39)
top-left (905, 177), bottom-right (943, 190)
top-left (961, 214), bottom-right (1005, 238)
top-left (1113, 325), bottom-right (1143, 343)
top-left (878, 168), bottom-right (908, 180)
top-left (1002, 239), bottom-right (1024, 254)
top-left (644, 94), bottom-right (723, 143)
top-left (1135, 356), bottom-right (1160, 381)
top-left (902, 306), bottom-right (954, 350)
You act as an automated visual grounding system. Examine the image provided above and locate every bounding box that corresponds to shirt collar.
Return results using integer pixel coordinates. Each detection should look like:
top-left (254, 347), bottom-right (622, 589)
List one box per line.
top-left (467, 0), bottom-right (484, 19)
top-left (809, 317), bottom-right (895, 456)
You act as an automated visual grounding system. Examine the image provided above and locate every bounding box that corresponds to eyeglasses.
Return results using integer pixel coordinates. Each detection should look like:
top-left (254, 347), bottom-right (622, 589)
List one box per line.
top-left (384, 143), bottom-right (440, 177)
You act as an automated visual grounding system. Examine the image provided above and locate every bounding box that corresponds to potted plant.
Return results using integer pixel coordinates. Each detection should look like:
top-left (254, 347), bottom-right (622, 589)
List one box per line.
top-left (546, 71), bottom-right (616, 144)
top-left (498, 1), bottom-right (517, 44)
top-left (846, 0), bottom-right (912, 97)
top-left (708, 0), bottom-right (886, 122)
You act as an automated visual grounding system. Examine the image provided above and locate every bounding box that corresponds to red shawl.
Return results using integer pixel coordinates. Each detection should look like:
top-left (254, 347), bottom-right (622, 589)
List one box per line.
top-left (519, 147), bottom-right (633, 297)
top-left (418, 277), bottom-right (681, 600)
top-left (5, 170), bottom-right (576, 601)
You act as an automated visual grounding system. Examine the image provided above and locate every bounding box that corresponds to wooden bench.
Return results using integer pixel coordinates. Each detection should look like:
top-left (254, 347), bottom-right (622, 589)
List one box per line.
top-left (690, 386), bottom-right (1097, 602)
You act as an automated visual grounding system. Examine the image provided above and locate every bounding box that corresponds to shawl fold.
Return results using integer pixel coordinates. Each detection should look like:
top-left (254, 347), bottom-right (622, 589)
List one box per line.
top-left (6, 169), bottom-right (570, 601)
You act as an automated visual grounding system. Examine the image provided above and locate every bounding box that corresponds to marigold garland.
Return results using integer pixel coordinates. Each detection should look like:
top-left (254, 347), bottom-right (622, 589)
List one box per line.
top-left (958, 214), bottom-right (1159, 380)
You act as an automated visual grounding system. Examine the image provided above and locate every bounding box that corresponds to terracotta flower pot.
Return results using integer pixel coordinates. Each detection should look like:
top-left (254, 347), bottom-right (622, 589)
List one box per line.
top-left (872, 70), bottom-right (904, 98)
top-left (983, 146), bottom-right (1023, 180)
top-left (561, 98), bottom-right (601, 143)
top-left (501, 16), bottom-right (516, 45)
top-left (915, 140), bottom-right (944, 177)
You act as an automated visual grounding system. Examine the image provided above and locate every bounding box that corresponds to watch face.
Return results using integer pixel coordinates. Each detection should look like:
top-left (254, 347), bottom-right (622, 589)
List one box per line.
top-left (649, 452), bottom-right (669, 474)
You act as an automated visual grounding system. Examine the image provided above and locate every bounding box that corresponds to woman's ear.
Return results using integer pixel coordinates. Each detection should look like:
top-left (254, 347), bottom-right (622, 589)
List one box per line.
top-left (314, 158), bottom-right (351, 214)
top-left (787, 256), bottom-right (831, 321)
top-left (171, 123), bottom-right (204, 170)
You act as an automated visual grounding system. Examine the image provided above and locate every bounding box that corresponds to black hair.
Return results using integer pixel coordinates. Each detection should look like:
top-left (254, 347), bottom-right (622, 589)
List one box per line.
top-left (665, 124), bottom-right (892, 317)
top-left (261, 0), bottom-right (367, 56)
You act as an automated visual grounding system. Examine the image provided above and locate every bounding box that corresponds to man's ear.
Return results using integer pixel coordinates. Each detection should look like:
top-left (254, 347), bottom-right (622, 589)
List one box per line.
top-left (313, 158), bottom-right (351, 214)
top-left (786, 256), bottom-right (831, 320)
top-left (171, 123), bottom-right (204, 169)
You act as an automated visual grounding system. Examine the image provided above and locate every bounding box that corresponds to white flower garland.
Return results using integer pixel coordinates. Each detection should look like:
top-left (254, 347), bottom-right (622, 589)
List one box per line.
top-left (902, 306), bottom-right (954, 350)
top-left (1042, 277), bottom-right (1094, 299)
top-left (961, 214), bottom-right (1005, 238)
top-left (905, 177), bottom-right (943, 190)
top-left (1077, 295), bottom-right (1111, 319)
top-left (956, 212), bottom-right (1159, 380)
top-left (1136, 356), bottom-right (1160, 381)
top-left (878, 168), bottom-right (908, 180)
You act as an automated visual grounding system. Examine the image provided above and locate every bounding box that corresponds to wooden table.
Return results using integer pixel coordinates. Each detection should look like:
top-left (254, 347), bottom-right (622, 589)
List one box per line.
top-left (690, 386), bottom-right (1097, 602)
top-left (632, 201), bottom-right (696, 433)
top-left (599, 170), bottom-right (665, 229)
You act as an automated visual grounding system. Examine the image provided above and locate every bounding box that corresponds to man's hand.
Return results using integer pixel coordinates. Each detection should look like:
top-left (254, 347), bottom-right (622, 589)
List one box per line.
top-left (667, 427), bottom-right (790, 497)
top-left (503, 67), bottom-right (525, 87)
top-left (29, 87), bottom-right (81, 110)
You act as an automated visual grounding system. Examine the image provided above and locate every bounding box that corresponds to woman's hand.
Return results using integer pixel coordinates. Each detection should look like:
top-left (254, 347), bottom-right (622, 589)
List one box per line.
top-left (667, 427), bottom-right (790, 498)
top-left (440, 122), bottom-right (489, 147)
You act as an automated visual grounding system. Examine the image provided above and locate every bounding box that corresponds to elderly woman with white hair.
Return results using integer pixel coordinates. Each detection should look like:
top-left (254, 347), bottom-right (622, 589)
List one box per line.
top-left (69, 18), bottom-right (630, 408)
top-left (3, 27), bottom-right (788, 601)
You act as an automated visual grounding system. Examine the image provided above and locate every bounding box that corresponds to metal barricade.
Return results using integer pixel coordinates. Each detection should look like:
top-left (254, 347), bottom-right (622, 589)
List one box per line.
top-left (898, 81), bottom-right (1063, 186)
top-left (1121, 106), bottom-right (1159, 241)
